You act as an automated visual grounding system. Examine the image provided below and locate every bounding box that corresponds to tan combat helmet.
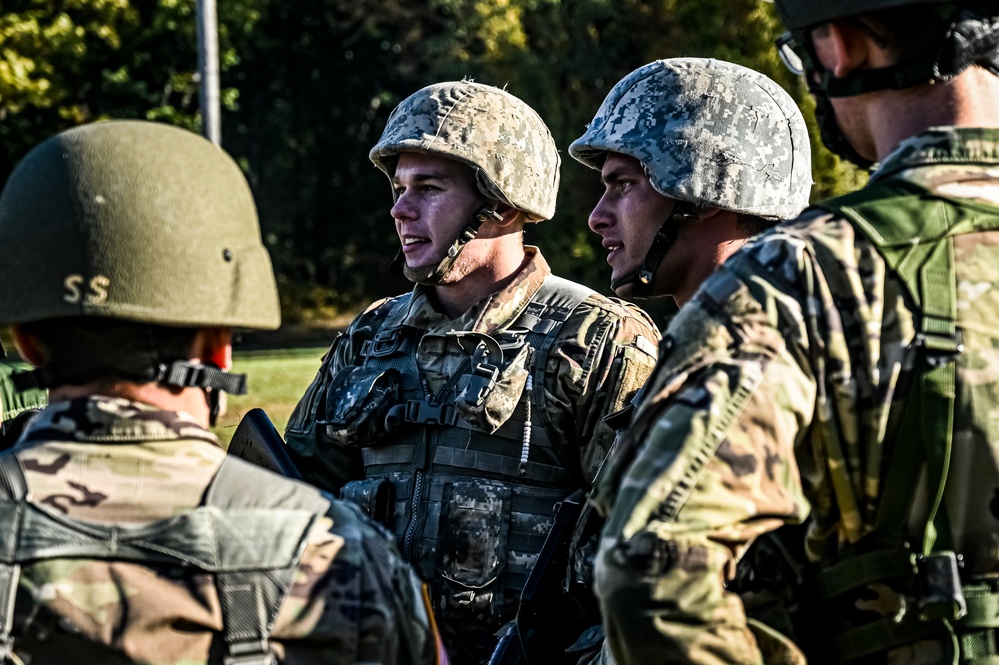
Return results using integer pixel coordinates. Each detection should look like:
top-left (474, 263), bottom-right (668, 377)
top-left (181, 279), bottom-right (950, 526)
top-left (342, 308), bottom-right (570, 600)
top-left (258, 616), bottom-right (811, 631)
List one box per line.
top-left (0, 120), bottom-right (280, 398)
top-left (369, 81), bottom-right (560, 284)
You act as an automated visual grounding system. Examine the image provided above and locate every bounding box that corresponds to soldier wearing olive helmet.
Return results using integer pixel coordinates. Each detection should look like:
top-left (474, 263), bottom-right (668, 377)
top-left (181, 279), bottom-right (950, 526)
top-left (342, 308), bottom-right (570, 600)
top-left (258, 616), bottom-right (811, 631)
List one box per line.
top-left (285, 80), bottom-right (660, 663)
top-left (0, 120), bottom-right (441, 665)
top-left (592, 3), bottom-right (999, 665)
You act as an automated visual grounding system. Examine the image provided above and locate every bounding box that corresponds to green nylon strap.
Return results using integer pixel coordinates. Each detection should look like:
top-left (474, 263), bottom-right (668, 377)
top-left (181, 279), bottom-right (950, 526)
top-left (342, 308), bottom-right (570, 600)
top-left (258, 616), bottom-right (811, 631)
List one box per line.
top-left (811, 177), bottom-right (999, 662)
top-left (815, 178), bottom-right (999, 551)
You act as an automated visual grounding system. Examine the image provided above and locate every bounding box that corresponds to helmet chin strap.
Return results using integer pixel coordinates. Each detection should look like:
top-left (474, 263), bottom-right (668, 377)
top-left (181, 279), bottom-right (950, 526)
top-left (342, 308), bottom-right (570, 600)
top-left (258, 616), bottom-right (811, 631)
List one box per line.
top-left (611, 201), bottom-right (700, 300)
top-left (400, 205), bottom-right (504, 285)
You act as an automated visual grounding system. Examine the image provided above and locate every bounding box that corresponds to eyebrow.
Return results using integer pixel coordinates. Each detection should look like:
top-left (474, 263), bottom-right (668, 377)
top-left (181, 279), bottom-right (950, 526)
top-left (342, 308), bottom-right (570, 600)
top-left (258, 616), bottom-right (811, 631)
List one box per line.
top-left (601, 166), bottom-right (641, 186)
top-left (392, 170), bottom-right (456, 185)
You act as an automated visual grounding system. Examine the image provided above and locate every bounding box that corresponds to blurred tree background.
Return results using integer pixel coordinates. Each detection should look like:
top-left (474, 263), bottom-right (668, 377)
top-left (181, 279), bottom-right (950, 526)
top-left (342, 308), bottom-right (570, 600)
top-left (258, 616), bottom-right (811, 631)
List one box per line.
top-left (1, 0), bottom-right (867, 326)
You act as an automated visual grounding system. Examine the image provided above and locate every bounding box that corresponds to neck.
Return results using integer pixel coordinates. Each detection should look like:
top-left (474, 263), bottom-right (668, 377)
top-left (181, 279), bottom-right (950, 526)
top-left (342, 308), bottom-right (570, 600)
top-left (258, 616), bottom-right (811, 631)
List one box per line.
top-left (869, 67), bottom-right (999, 162)
top-left (432, 239), bottom-right (528, 319)
top-left (49, 382), bottom-right (211, 427)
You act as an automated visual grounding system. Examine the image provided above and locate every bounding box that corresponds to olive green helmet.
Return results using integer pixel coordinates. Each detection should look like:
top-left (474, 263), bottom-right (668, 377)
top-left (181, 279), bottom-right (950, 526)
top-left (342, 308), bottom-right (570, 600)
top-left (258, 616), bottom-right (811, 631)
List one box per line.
top-left (369, 80), bottom-right (560, 222)
top-left (0, 120), bottom-right (280, 330)
top-left (571, 58), bottom-right (812, 221)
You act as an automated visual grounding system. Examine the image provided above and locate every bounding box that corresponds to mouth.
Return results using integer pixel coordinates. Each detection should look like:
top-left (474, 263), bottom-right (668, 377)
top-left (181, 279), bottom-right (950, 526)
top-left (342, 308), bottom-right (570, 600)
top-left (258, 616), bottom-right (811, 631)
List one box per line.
top-left (402, 235), bottom-right (431, 254)
top-left (602, 240), bottom-right (623, 264)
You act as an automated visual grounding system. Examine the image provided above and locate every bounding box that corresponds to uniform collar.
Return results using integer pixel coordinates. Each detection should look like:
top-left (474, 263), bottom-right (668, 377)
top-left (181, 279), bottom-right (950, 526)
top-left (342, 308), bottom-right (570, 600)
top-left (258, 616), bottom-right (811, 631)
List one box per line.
top-left (872, 127), bottom-right (999, 183)
top-left (20, 395), bottom-right (219, 446)
top-left (402, 246), bottom-right (552, 334)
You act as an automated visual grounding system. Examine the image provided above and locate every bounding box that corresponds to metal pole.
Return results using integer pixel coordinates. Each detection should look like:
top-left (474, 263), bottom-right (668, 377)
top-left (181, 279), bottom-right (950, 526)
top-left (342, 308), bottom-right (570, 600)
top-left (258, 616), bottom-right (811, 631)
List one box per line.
top-left (196, 0), bottom-right (221, 145)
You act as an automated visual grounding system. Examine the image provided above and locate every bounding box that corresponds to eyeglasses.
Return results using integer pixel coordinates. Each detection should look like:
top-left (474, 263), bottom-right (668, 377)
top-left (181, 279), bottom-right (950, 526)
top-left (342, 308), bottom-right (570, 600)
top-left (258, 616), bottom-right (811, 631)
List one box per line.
top-left (776, 19), bottom-right (888, 77)
top-left (776, 32), bottom-right (806, 76)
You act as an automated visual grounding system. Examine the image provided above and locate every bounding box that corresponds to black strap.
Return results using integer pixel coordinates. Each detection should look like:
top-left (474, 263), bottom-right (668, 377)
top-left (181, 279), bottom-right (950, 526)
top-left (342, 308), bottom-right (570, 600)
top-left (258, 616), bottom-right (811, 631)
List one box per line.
top-left (0, 456), bottom-right (26, 664)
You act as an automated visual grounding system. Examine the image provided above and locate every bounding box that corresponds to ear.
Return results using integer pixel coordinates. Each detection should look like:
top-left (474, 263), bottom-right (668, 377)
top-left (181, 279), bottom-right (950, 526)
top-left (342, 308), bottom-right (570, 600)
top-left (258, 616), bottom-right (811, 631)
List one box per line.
top-left (10, 325), bottom-right (46, 367)
top-left (192, 327), bottom-right (233, 370)
top-left (814, 20), bottom-right (880, 78)
top-left (492, 203), bottom-right (526, 228)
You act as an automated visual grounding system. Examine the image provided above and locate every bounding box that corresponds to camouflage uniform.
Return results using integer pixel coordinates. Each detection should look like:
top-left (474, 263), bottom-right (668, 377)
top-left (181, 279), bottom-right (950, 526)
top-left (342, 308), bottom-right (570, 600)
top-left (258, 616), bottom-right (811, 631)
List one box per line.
top-left (593, 128), bottom-right (999, 664)
top-left (2, 394), bottom-right (438, 665)
top-left (286, 247), bottom-right (659, 660)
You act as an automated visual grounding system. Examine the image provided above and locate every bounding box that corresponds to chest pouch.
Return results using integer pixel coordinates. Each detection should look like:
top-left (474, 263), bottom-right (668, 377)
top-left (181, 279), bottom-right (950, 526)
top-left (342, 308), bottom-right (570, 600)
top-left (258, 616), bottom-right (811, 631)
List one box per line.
top-left (318, 366), bottom-right (400, 446)
top-left (454, 333), bottom-right (533, 434)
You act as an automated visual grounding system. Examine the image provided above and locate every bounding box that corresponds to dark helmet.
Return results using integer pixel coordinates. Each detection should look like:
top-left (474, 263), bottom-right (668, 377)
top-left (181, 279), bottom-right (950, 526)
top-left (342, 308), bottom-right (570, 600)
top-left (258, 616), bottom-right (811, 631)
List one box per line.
top-left (0, 120), bottom-right (280, 399)
top-left (774, 0), bottom-right (999, 166)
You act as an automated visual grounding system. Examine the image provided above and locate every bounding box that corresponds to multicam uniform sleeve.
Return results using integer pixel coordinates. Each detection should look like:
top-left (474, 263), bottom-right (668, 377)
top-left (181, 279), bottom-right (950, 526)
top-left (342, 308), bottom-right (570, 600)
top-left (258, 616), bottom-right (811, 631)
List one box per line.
top-left (593, 228), bottom-right (820, 665)
top-left (285, 298), bottom-right (396, 493)
top-left (275, 501), bottom-right (443, 664)
top-left (553, 298), bottom-right (661, 483)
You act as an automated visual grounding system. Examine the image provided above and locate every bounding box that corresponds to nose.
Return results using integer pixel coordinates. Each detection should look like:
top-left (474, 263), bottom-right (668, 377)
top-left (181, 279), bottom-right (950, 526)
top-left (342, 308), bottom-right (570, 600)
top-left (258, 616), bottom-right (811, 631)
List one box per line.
top-left (391, 190), bottom-right (417, 223)
top-left (588, 192), bottom-right (614, 234)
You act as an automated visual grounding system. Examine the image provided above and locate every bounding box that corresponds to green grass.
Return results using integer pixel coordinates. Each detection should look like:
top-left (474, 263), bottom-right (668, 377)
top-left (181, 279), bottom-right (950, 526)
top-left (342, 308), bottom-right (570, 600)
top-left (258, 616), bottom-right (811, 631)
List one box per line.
top-left (211, 346), bottom-right (328, 446)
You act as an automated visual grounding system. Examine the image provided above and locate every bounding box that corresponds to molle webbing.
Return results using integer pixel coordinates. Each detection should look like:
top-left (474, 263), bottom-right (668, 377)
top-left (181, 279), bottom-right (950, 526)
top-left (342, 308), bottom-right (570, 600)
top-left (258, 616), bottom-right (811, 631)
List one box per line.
top-left (381, 473), bottom-right (567, 587)
top-left (0, 453), bottom-right (330, 665)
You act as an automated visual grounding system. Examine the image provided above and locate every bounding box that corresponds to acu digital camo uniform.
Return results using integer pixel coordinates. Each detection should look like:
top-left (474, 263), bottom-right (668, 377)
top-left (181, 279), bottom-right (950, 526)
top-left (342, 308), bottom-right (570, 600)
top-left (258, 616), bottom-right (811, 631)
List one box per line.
top-left (593, 127), bottom-right (999, 664)
top-left (1, 395), bottom-right (439, 665)
top-left (286, 247), bottom-right (659, 657)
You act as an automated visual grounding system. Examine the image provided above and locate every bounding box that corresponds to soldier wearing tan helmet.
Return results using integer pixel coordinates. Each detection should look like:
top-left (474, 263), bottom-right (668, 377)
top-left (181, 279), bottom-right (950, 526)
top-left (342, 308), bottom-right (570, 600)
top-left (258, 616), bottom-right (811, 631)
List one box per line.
top-left (592, 3), bottom-right (999, 665)
top-left (284, 80), bottom-right (660, 663)
top-left (0, 120), bottom-right (442, 665)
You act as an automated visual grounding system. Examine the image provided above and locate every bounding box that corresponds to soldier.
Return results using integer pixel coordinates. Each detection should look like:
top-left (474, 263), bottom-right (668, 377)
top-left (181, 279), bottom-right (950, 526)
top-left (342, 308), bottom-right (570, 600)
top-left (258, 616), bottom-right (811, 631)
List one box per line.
top-left (284, 80), bottom-right (660, 663)
top-left (572, 57), bottom-right (812, 305)
top-left (0, 120), bottom-right (442, 664)
top-left (593, 1), bottom-right (999, 664)
top-left (558, 57), bottom-right (812, 662)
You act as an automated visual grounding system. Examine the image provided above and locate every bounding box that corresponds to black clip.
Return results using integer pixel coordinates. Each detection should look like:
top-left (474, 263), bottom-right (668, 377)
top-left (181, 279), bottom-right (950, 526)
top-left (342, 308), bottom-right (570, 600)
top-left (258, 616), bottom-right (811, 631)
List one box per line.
top-left (916, 551), bottom-right (967, 622)
top-left (915, 331), bottom-right (963, 368)
top-left (361, 329), bottom-right (402, 358)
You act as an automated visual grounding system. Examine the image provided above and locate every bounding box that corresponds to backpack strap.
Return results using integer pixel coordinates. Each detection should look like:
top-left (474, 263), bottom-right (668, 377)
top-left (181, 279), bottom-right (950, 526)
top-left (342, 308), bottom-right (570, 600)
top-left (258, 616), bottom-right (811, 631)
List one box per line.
top-left (0, 449), bottom-right (330, 665)
top-left (808, 178), bottom-right (999, 659)
top-left (206, 455), bottom-right (332, 665)
top-left (0, 455), bottom-right (25, 664)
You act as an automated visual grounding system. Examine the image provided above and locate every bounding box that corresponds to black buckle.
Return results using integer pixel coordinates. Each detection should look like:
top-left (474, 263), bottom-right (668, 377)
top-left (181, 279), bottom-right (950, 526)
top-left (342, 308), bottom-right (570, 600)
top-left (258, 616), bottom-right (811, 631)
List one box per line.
top-left (916, 551), bottom-right (967, 622)
top-left (361, 329), bottom-right (402, 358)
top-left (915, 331), bottom-right (963, 368)
top-left (385, 401), bottom-right (458, 432)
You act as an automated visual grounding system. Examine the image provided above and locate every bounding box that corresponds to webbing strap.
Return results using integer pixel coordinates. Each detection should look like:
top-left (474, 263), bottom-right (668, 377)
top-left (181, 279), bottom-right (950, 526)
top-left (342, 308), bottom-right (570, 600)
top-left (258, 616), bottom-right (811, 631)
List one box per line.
top-left (0, 456), bottom-right (25, 663)
top-left (207, 455), bottom-right (331, 665)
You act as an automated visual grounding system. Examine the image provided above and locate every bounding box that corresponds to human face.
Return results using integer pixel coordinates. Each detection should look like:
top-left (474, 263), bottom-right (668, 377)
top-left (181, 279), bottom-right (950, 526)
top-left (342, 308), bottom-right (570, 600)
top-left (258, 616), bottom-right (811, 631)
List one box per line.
top-left (588, 153), bottom-right (675, 297)
top-left (391, 152), bottom-right (484, 280)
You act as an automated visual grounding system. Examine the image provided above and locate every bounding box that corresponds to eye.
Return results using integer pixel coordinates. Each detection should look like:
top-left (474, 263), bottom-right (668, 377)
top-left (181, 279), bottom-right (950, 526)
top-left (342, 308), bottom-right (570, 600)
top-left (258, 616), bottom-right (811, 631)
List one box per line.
top-left (421, 184), bottom-right (441, 194)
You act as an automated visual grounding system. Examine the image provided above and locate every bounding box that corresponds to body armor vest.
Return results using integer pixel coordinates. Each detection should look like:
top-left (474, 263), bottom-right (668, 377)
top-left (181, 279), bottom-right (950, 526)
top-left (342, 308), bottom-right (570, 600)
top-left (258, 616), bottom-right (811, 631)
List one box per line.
top-left (328, 275), bottom-right (594, 627)
top-left (0, 451), bottom-right (331, 665)
top-left (796, 177), bottom-right (999, 664)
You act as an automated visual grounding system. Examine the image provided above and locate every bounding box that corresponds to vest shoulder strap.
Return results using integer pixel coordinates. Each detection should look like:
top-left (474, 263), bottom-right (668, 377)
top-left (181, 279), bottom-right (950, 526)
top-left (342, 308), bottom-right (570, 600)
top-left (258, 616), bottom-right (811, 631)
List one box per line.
top-left (0, 450), bottom-right (332, 665)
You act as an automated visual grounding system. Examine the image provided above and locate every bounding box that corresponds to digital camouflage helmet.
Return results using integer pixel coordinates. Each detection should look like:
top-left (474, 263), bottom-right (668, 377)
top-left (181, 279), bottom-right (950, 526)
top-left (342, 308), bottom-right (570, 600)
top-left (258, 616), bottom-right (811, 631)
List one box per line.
top-left (774, 0), bottom-right (999, 166)
top-left (0, 120), bottom-right (280, 398)
top-left (370, 80), bottom-right (561, 284)
top-left (570, 58), bottom-right (812, 298)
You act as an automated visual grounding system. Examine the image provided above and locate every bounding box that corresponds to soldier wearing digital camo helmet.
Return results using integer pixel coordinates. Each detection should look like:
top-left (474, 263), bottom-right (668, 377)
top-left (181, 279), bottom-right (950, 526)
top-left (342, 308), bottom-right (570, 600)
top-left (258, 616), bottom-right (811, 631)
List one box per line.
top-left (555, 57), bottom-right (813, 664)
top-left (0, 120), bottom-right (441, 665)
top-left (284, 80), bottom-right (661, 663)
top-left (592, 3), bottom-right (999, 665)
top-left (571, 57), bottom-right (812, 304)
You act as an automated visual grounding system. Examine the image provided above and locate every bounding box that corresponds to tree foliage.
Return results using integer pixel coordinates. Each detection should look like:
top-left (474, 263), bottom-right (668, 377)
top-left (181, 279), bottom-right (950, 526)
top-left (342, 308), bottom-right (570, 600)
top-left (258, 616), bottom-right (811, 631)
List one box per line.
top-left (1, 0), bottom-right (867, 321)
